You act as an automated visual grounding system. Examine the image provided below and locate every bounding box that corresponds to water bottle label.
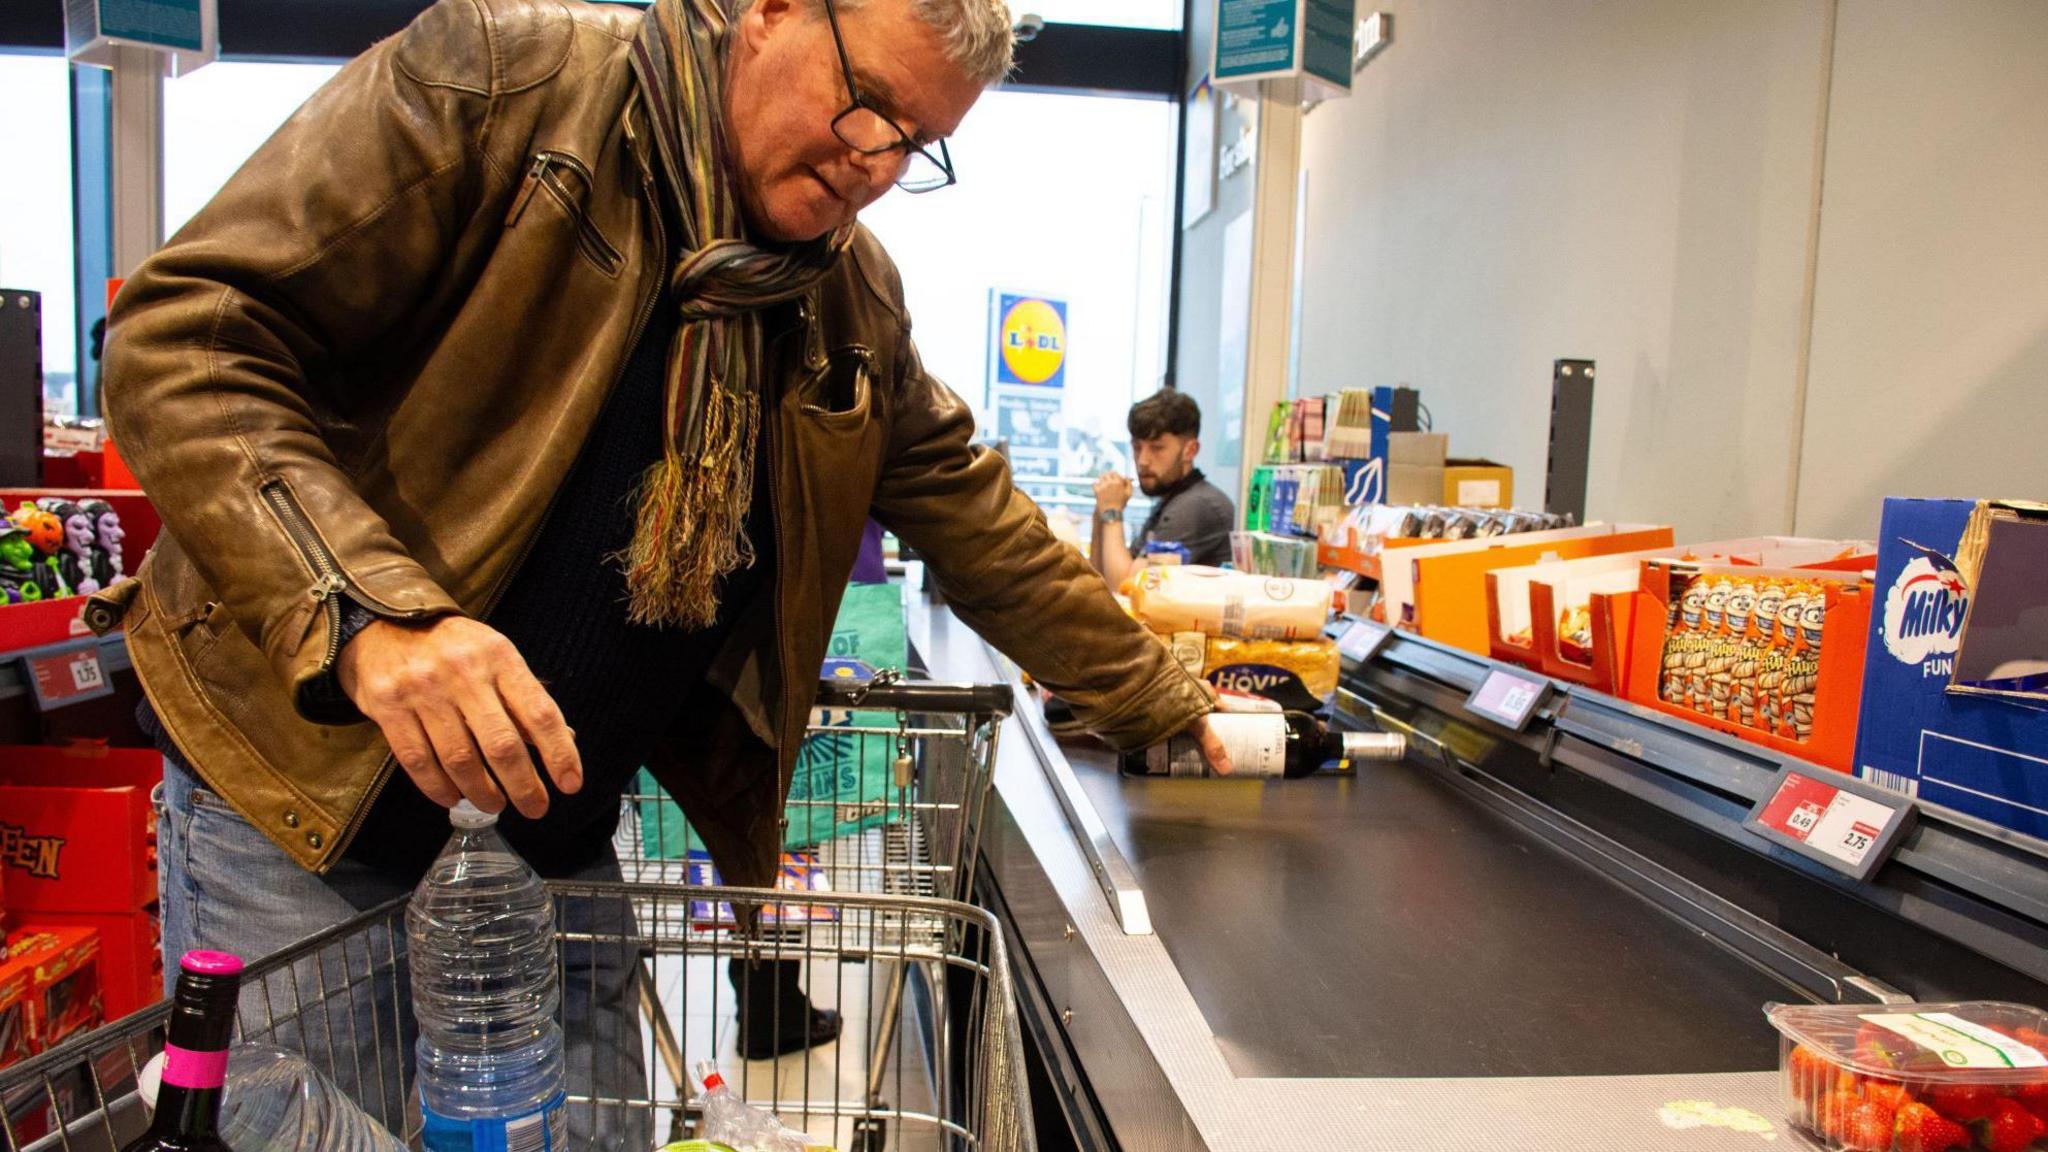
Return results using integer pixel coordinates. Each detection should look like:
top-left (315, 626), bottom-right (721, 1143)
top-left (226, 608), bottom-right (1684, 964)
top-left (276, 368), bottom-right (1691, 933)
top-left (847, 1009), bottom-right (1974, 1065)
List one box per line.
top-left (421, 1091), bottom-right (566, 1152)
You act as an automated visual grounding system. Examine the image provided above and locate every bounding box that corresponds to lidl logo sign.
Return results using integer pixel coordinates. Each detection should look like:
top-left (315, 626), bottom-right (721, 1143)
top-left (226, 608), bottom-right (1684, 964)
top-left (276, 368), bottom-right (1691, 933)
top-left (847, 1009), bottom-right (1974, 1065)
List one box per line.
top-left (996, 295), bottom-right (1067, 388)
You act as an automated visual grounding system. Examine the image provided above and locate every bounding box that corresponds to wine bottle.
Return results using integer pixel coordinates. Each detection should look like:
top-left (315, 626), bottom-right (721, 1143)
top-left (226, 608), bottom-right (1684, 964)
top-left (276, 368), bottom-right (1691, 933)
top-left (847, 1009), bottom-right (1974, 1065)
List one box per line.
top-left (125, 951), bottom-right (244, 1152)
top-left (1123, 711), bottom-right (1406, 778)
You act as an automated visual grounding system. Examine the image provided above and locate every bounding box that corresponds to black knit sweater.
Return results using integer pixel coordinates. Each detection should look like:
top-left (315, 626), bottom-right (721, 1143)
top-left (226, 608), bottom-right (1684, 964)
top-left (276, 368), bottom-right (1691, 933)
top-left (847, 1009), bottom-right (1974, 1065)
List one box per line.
top-left (344, 291), bottom-right (773, 877)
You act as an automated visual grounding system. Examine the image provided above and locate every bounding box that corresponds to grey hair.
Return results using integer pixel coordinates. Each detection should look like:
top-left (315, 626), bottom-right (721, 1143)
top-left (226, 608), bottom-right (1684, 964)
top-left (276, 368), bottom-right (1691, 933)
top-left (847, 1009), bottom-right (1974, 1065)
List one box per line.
top-left (746, 0), bottom-right (1017, 88)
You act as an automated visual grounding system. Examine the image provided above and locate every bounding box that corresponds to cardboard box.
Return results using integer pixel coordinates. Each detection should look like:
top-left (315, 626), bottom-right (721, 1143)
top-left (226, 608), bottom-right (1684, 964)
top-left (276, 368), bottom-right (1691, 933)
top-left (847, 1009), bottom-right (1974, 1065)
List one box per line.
top-left (38, 909), bottom-right (158, 1022)
top-left (1385, 432), bottom-right (1447, 506)
top-left (0, 925), bottom-right (101, 1066)
top-left (1443, 460), bottom-right (1513, 509)
top-left (0, 747), bottom-right (160, 915)
top-left (1388, 524), bottom-right (1676, 656)
top-left (1623, 562), bottom-right (1872, 773)
top-left (1854, 498), bottom-right (2048, 841)
top-left (1487, 538), bottom-right (1881, 691)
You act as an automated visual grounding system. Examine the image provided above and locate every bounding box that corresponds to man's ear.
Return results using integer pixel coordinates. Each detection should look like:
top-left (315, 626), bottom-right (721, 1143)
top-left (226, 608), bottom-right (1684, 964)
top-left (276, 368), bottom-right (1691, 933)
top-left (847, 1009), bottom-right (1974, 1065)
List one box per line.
top-left (739, 0), bottom-right (799, 54)
top-left (1183, 438), bottom-right (1201, 467)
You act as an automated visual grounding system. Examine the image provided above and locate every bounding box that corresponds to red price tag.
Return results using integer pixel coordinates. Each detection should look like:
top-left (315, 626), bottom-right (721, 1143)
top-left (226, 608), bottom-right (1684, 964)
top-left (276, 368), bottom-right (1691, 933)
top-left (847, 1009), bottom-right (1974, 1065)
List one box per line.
top-left (1752, 769), bottom-right (1909, 875)
top-left (23, 645), bottom-right (112, 709)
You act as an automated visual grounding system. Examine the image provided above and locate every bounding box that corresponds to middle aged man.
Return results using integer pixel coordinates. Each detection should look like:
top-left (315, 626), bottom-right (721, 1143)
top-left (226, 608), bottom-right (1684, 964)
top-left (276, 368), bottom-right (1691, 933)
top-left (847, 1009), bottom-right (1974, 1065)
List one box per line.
top-left (95, 0), bottom-right (1225, 1136)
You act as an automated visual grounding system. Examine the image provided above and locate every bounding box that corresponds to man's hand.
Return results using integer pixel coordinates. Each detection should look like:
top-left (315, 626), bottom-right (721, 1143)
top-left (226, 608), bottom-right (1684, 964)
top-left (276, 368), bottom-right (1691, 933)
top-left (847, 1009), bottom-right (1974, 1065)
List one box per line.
top-left (1094, 471), bottom-right (1133, 513)
top-left (1185, 713), bottom-right (1233, 776)
top-left (337, 616), bottom-right (582, 818)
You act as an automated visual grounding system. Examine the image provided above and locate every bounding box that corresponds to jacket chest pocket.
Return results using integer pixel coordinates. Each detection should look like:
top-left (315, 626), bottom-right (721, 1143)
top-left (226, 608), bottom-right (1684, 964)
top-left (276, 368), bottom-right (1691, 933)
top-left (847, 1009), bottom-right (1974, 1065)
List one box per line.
top-left (796, 344), bottom-right (875, 420)
top-left (784, 345), bottom-right (885, 524)
top-left (505, 151), bottom-right (624, 278)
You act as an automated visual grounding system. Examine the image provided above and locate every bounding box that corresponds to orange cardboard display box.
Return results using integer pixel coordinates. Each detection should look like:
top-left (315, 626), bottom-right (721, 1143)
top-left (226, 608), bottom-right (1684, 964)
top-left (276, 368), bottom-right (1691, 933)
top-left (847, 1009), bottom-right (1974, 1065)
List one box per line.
top-left (0, 925), bottom-right (101, 1069)
top-left (1486, 538), bottom-right (1881, 692)
top-left (37, 910), bottom-right (159, 1023)
top-left (1620, 561), bottom-right (1872, 772)
top-left (1401, 524), bottom-right (1676, 656)
top-left (0, 746), bottom-right (160, 915)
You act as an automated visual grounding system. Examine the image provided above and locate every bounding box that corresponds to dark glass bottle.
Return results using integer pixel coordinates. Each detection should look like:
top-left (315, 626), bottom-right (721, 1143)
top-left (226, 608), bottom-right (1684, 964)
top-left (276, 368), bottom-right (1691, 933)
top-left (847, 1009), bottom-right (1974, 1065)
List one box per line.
top-left (126, 951), bottom-right (244, 1152)
top-left (1123, 711), bottom-right (1407, 778)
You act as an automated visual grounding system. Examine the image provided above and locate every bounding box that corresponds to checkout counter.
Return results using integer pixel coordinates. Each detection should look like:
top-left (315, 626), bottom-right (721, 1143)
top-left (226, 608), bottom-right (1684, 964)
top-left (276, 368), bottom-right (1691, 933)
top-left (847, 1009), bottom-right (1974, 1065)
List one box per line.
top-left (903, 578), bottom-right (2048, 1151)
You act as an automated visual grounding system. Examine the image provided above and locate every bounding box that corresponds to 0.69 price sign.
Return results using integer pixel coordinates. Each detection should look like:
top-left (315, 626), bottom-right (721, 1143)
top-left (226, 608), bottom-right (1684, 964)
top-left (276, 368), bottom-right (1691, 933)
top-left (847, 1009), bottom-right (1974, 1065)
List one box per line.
top-left (1745, 765), bottom-right (1916, 882)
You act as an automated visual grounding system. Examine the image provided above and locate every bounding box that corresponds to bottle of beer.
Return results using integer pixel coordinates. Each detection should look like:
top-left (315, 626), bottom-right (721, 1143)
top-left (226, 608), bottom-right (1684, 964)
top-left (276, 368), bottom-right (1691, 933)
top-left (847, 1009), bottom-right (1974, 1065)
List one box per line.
top-left (126, 951), bottom-right (244, 1152)
top-left (1123, 711), bottom-right (1406, 778)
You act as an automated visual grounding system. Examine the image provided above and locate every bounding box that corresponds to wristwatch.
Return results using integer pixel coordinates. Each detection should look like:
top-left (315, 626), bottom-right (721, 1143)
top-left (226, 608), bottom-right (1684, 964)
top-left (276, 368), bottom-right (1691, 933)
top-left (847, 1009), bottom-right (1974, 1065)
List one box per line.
top-left (1096, 508), bottom-right (1124, 525)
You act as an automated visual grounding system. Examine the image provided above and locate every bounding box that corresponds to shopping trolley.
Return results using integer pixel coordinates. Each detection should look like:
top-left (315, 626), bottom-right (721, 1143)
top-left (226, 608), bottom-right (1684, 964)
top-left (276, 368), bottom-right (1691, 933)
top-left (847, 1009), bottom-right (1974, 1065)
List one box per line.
top-left (618, 673), bottom-right (1019, 1149)
top-left (0, 678), bottom-right (1030, 1152)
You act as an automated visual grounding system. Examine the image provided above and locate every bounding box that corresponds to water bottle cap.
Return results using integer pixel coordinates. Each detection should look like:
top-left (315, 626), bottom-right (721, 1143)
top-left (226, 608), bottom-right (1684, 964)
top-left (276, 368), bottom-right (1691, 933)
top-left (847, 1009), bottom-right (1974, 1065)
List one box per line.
top-left (181, 949), bottom-right (245, 976)
top-left (449, 800), bottom-right (498, 829)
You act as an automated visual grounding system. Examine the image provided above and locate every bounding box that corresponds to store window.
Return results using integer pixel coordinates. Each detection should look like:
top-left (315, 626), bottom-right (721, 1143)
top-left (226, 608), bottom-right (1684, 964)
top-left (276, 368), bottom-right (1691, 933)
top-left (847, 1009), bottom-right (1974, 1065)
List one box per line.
top-left (164, 61), bottom-right (341, 239)
top-left (0, 53), bottom-right (80, 415)
top-left (1023, 1), bottom-right (1182, 30)
top-left (860, 88), bottom-right (1176, 515)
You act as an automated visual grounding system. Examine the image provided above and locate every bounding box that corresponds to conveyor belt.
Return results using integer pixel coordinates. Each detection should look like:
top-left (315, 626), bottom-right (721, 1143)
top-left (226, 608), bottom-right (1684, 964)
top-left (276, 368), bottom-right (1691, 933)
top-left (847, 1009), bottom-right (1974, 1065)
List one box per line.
top-left (1066, 744), bottom-right (1794, 1079)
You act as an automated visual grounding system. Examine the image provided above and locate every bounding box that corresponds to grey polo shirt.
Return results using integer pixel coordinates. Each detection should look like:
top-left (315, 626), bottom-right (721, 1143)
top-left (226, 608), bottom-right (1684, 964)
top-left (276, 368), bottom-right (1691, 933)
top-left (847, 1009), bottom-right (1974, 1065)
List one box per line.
top-left (1133, 469), bottom-right (1236, 568)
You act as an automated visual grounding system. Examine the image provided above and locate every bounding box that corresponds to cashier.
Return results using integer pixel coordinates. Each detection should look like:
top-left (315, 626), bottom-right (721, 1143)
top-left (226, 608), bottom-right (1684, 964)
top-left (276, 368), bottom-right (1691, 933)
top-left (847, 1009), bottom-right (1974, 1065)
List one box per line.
top-left (1093, 389), bottom-right (1237, 586)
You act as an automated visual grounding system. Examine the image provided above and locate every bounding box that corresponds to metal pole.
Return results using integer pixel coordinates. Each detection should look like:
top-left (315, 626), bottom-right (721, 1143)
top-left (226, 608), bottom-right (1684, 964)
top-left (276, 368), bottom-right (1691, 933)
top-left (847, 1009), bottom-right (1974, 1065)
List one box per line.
top-left (108, 44), bottom-right (163, 277)
top-left (1235, 75), bottom-right (1304, 515)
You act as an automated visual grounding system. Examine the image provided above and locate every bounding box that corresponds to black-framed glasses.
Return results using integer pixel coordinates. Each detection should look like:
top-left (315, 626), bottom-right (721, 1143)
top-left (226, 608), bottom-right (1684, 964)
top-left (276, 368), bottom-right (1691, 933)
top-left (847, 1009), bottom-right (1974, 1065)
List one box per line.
top-left (819, 0), bottom-right (957, 193)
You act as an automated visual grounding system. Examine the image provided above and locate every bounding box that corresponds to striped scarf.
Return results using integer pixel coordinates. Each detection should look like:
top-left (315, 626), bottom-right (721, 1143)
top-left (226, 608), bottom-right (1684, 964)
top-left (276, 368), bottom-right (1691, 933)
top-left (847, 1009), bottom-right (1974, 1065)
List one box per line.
top-left (625, 0), bottom-right (852, 628)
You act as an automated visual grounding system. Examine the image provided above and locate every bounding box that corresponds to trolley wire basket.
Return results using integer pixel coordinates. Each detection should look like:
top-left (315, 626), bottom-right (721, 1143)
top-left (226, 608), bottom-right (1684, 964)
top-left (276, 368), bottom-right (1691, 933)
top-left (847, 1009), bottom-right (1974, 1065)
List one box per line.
top-left (3, 675), bottom-right (1026, 1152)
top-left (0, 880), bottom-right (1031, 1152)
top-left (619, 675), bottom-right (1013, 936)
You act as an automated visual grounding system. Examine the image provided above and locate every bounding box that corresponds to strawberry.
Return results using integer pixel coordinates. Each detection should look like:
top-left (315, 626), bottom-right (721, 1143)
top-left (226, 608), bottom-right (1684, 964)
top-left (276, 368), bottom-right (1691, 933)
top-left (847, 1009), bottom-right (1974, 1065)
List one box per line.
top-left (1792, 1045), bottom-right (1841, 1098)
top-left (1926, 1082), bottom-right (2001, 1124)
top-left (2015, 1027), bottom-right (2048, 1054)
top-left (1858, 1023), bottom-right (1906, 1070)
top-left (1843, 1098), bottom-right (1898, 1151)
top-left (1974, 1098), bottom-right (2047, 1152)
top-left (2013, 1080), bottom-right (2048, 1125)
top-left (1818, 1089), bottom-right (1865, 1142)
top-left (1864, 1079), bottom-right (1916, 1110)
top-left (1895, 1101), bottom-right (1969, 1152)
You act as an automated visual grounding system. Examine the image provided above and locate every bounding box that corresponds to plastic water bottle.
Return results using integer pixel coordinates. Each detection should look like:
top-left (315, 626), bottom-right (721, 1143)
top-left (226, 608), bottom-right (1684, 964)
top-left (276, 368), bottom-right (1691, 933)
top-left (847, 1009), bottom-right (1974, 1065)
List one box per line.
top-left (407, 801), bottom-right (565, 1152)
top-left (138, 1044), bottom-right (408, 1152)
top-left (694, 1063), bottom-right (808, 1152)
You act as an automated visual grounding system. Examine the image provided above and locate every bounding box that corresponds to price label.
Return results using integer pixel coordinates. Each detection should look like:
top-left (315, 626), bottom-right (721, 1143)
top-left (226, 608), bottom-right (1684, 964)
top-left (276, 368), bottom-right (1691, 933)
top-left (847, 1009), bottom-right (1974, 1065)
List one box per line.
top-left (1464, 667), bottom-right (1552, 733)
top-left (21, 641), bottom-right (116, 710)
top-left (1745, 765), bottom-right (1916, 882)
top-left (1337, 618), bottom-right (1393, 663)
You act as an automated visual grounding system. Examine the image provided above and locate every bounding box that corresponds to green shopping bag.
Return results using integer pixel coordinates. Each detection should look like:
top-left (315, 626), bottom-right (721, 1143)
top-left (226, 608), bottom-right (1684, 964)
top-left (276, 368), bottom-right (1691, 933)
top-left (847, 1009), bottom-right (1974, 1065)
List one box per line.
top-left (636, 582), bottom-right (910, 857)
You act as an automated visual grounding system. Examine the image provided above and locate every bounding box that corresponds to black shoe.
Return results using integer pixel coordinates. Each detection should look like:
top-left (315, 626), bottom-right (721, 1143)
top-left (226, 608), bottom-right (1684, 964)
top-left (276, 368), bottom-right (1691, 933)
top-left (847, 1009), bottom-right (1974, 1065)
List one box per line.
top-left (730, 958), bottom-right (843, 1060)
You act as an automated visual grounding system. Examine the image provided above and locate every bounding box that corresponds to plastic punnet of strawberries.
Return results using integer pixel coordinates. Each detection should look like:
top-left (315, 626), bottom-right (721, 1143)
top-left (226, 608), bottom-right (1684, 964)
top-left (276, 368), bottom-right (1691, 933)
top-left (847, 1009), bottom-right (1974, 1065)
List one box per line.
top-left (1768, 1002), bottom-right (2048, 1152)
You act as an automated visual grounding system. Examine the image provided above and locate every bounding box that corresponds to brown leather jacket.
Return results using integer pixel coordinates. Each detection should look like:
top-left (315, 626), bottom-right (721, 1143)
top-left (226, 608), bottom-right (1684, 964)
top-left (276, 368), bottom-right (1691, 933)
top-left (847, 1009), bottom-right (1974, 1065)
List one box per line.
top-left (93, 0), bottom-right (1210, 888)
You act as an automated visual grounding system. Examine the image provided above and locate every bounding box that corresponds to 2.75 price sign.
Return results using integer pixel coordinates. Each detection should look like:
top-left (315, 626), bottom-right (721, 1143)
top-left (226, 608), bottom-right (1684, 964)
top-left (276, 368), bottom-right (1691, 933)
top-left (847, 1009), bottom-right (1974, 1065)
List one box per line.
top-left (1745, 765), bottom-right (1916, 883)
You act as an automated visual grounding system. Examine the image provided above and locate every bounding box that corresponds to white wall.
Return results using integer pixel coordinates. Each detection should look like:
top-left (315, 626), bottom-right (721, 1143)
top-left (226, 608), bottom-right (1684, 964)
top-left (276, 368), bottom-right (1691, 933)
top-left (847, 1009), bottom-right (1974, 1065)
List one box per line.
top-left (1796, 0), bottom-right (2048, 538)
top-left (1291, 0), bottom-right (2048, 543)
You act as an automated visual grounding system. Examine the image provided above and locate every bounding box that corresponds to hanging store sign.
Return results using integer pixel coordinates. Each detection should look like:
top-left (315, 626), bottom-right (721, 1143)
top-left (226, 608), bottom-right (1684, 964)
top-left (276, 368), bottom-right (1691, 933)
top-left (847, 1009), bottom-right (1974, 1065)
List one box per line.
top-left (1214, 0), bottom-right (1356, 100)
top-left (68, 0), bottom-right (218, 75)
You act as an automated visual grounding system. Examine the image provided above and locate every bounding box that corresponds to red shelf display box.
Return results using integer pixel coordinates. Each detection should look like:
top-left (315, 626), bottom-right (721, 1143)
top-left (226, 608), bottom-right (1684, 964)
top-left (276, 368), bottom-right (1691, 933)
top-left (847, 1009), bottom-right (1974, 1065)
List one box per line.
top-left (1621, 560), bottom-right (1873, 773)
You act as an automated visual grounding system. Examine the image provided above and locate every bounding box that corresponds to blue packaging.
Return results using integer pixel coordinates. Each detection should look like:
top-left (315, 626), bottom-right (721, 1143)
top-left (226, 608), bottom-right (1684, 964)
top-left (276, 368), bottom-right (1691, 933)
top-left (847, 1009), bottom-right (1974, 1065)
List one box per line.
top-left (1854, 498), bottom-right (2048, 841)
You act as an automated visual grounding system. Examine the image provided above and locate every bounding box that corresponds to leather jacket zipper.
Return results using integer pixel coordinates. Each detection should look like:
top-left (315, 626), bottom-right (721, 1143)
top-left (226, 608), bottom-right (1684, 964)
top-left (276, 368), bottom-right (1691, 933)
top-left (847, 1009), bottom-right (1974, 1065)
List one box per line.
top-left (261, 481), bottom-right (352, 673)
top-left (334, 134), bottom-right (671, 861)
top-left (507, 152), bottom-right (625, 275)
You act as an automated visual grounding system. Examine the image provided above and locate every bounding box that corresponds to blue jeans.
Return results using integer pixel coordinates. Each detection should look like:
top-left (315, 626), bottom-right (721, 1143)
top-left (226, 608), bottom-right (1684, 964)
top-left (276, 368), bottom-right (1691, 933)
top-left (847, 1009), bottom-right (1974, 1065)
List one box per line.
top-left (156, 757), bottom-right (651, 1148)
